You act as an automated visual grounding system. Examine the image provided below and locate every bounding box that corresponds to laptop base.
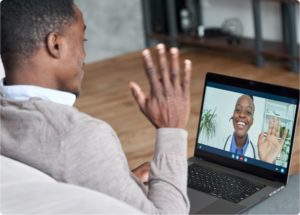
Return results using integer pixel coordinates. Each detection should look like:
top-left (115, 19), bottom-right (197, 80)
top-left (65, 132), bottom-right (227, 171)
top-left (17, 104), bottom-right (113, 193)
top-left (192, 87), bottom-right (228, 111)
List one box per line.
top-left (188, 157), bottom-right (283, 214)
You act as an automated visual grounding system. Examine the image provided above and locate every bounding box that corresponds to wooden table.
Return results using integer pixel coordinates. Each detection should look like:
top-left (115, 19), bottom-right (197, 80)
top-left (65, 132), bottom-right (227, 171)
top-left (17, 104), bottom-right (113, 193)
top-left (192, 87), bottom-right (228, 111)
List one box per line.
top-left (75, 47), bottom-right (299, 175)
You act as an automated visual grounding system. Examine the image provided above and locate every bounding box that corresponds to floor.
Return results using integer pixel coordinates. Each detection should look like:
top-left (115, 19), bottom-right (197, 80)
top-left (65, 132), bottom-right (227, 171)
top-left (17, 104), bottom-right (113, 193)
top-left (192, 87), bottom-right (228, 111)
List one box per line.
top-left (75, 47), bottom-right (300, 174)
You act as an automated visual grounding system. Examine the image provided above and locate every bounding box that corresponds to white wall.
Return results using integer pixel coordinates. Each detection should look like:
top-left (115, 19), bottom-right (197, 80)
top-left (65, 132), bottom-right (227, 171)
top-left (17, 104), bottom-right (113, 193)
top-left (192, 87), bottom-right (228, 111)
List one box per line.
top-left (75, 0), bottom-right (145, 63)
top-left (202, 0), bottom-right (300, 43)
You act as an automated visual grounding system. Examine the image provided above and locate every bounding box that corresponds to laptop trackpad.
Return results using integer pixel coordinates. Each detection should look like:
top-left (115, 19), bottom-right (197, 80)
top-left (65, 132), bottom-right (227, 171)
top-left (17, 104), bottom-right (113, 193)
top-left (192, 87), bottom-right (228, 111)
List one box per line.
top-left (188, 188), bottom-right (246, 214)
top-left (188, 188), bottom-right (216, 213)
top-left (199, 199), bottom-right (245, 214)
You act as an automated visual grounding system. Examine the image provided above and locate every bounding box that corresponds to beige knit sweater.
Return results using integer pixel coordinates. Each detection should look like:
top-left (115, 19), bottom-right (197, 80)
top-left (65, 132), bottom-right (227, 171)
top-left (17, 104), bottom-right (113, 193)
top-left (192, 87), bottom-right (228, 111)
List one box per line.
top-left (0, 95), bottom-right (190, 214)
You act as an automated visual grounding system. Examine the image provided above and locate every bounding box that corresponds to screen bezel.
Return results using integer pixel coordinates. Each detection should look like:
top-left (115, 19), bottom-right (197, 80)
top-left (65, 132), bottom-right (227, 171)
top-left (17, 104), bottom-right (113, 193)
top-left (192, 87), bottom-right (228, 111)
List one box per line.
top-left (194, 72), bottom-right (299, 184)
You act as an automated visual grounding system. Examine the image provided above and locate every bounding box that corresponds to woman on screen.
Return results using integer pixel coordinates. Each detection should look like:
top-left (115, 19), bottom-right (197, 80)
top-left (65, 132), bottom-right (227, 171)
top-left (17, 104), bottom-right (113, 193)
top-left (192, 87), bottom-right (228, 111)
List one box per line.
top-left (224, 95), bottom-right (256, 158)
top-left (224, 94), bottom-right (287, 164)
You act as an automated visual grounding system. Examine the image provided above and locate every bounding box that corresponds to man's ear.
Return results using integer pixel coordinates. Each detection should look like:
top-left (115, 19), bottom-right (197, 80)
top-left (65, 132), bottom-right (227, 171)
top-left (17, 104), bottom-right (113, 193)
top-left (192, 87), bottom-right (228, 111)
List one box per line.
top-left (46, 32), bottom-right (64, 59)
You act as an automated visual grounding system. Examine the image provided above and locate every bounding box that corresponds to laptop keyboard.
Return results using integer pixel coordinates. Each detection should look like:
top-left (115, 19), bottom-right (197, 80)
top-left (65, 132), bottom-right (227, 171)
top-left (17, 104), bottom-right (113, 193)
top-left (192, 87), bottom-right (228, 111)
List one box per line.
top-left (188, 164), bottom-right (266, 203)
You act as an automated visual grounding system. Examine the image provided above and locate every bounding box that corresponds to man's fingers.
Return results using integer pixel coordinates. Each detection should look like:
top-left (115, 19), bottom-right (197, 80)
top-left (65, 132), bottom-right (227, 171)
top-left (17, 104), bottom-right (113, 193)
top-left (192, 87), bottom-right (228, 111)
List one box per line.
top-left (132, 161), bottom-right (150, 184)
top-left (142, 49), bottom-right (161, 96)
top-left (182, 59), bottom-right (192, 98)
top-left (129, 81), bottom-right (146, 112)
top-left (156, 44), bottom-right (171, 90)
top-left (170, 47), bottom-right (180, 86)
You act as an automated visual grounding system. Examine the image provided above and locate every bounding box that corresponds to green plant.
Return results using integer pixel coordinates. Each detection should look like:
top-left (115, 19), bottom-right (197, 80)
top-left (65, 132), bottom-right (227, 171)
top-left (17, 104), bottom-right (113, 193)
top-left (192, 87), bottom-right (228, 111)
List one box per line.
top-left (280, 126), bottom-right (290, 139)
top-left (200, 108), bottom-right (217, 140)
top-left (277, 126), bottom-right (291, 167)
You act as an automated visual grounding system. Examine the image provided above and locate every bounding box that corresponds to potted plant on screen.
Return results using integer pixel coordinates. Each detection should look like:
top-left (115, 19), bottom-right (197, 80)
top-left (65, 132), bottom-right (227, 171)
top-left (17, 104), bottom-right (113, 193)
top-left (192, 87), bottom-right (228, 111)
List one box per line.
top-left (200, 108), bottom-right (217, 141)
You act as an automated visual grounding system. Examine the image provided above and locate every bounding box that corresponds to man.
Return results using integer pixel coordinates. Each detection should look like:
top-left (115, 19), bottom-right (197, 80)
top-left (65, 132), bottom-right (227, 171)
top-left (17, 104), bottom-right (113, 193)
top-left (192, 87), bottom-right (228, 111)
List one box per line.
top-left (0, 0), bottom-right (192, 214)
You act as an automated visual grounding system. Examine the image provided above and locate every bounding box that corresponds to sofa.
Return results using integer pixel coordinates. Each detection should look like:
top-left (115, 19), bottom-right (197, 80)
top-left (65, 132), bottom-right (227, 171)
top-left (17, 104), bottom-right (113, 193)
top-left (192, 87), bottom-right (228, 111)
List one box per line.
top-left (0, 155), bottom-right (144, 214)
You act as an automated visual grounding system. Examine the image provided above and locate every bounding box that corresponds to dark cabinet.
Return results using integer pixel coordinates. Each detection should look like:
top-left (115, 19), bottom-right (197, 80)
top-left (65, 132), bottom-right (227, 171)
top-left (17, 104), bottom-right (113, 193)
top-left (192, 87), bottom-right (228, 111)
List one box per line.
top-left (141, 0), bottom-right (299, 73)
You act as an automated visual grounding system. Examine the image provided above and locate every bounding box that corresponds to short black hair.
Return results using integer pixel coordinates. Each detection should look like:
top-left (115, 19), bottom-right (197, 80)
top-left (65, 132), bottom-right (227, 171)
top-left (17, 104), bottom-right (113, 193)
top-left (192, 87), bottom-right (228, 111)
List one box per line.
top-left (1, 0), bottom-right (76, 65)
top-left (241, 94), bottom-right (255, 113)
top-left (246, 94), bottom-right (253, 101)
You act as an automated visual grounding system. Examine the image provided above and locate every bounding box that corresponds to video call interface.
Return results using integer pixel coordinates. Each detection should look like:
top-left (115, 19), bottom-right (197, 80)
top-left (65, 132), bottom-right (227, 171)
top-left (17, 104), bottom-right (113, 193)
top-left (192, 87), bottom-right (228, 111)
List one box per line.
top-left (197, 81), bottom-right (298, 174)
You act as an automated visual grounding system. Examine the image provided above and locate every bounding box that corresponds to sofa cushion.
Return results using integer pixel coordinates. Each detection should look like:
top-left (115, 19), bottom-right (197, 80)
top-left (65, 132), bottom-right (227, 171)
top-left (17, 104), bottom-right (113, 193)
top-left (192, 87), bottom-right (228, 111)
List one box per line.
top-left (0, 155), bottom-right (144, 214)
top-left (1, 155), bottom-right (55, 186)
top-left (1, 182), bottom-right (143, 214)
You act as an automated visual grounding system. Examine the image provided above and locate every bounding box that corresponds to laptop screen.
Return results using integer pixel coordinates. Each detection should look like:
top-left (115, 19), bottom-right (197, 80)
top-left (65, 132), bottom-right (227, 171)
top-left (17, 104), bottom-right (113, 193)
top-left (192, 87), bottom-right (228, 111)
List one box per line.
top-left (195, 73), bottom-right (299, 179)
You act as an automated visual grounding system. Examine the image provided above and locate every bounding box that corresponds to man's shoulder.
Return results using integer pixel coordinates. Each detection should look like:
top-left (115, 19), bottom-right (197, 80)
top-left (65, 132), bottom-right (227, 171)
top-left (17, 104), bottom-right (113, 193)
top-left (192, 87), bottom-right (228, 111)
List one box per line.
top-left (42, 101), bottom-right (93, 121)
top-left (34, 99), bottom-right (110, 129)
top-left (1, 97), bottom-right (116, 141)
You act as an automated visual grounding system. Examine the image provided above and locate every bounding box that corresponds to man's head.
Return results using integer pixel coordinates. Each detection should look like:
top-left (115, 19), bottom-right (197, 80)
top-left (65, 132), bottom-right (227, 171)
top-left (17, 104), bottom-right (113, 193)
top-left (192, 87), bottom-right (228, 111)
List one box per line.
top-left (232, 94), bottom-right (255, 139)
top-left (1, 0), bottom-right (86, 96)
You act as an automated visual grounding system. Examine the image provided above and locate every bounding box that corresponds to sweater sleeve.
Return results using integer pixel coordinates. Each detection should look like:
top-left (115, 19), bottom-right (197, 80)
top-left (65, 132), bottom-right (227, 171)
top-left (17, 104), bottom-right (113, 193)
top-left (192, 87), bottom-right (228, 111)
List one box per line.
top-left (62, 120), bottom-right (189, 214)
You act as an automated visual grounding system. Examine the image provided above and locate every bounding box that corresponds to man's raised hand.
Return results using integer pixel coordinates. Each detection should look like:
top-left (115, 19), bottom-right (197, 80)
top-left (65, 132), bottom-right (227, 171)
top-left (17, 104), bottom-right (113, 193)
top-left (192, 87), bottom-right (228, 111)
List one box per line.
top-left (129, 44), bottom-right (192, 129)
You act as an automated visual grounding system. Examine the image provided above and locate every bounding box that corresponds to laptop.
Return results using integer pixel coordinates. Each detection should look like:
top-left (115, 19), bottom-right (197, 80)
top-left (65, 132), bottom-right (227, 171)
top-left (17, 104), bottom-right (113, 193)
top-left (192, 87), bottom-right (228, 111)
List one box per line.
top-left (188, 72), bottom-right (299, 214)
